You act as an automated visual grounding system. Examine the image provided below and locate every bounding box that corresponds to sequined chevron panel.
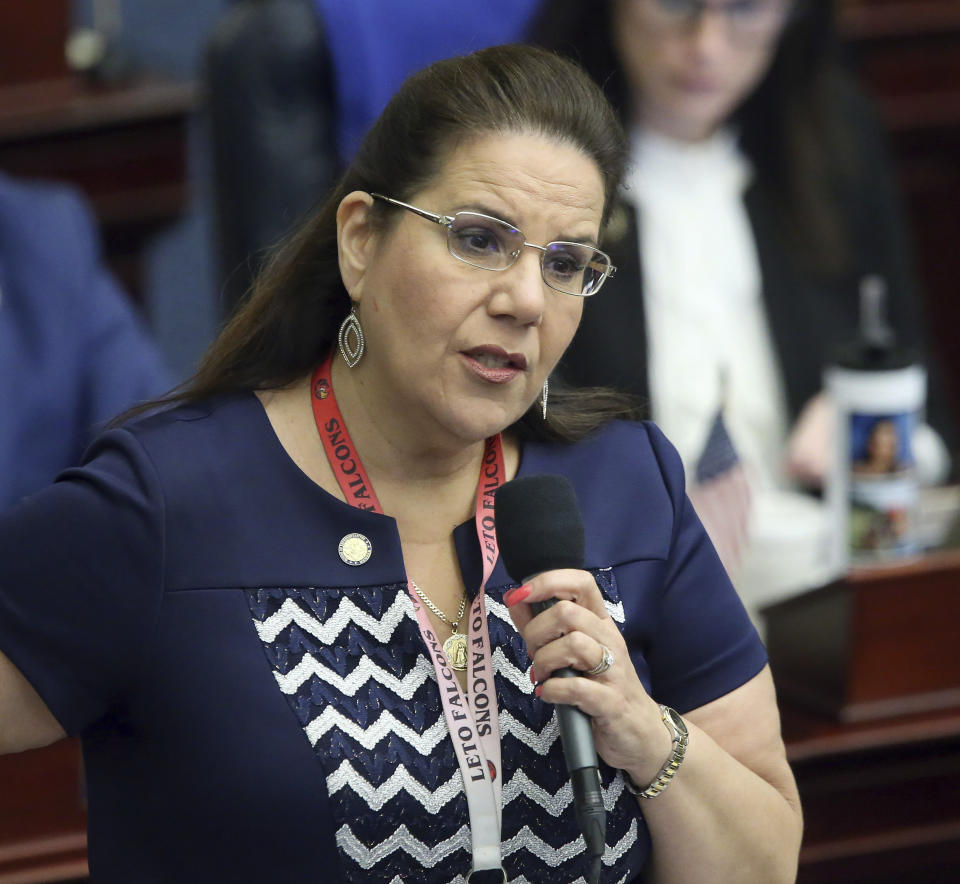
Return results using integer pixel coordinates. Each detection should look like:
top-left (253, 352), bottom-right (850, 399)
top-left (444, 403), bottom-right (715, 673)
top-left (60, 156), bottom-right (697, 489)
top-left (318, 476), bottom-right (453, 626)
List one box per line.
top-left (247, 571), bottom-right (648, 883)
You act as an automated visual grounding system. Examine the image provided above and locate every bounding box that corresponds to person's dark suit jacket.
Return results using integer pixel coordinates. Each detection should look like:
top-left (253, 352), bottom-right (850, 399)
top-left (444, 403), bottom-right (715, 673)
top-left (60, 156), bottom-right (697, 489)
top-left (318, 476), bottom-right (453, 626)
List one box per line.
top-left (561, 91), bottom-right (957, 464)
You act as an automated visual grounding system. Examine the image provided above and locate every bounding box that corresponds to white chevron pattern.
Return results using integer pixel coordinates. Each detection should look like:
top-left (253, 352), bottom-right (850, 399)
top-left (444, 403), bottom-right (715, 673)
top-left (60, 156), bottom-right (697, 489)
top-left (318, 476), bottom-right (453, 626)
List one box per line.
top-left (274, 651), bottom-right (434, 698)
top-left (600, 817), bottom-right (640, 867)
top-left (502, 816), bottom-right (639, 867)
top-left (486, 581), bottom-right (625, 627)
top-left (387, 874), bottom-right (469, 883)
top-left (336, 822), bottom-right (471, 870)
top-left (255, 591), bottom-right (414, 644)
top-left (323, 738), bottom-right (626, 821)
top-left (485, 595), bottom-right (517, 627)
top-left (386, 879), bottom-right (468, 884)
top-left (594, 567), bottom-right (627, 624)
top-left (567, 875), bottom-right (631, 884)
top-left (605, 597), bottom-right (626, 623)
top-left (501, 769), bottom-right (628, 816)
top-left (502, 769), bottom-right (572, 816)
top-left (498, 709), bottom-right (561, 756)
top-left (383, 868), bottom-right (627, 884)
top-left (253, 584), bottom-right (642, 882)
top-left (602, 774), bottom-right (629, 811)
top-left (305, 704), bottom-right (449, 751)
top-left (384, 867), bottom-right (626, 884)
top-left (492, 646), bottom-right (535, 694)
top-left (327, 759), bottom-right (463, 814)
top-left (337, 815), bottom-right (639, 879)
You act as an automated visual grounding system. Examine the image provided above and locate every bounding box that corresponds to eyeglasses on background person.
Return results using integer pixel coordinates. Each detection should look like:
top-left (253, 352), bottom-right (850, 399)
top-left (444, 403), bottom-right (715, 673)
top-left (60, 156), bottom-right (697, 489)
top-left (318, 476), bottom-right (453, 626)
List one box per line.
top-left (370, 193), bottom-right (617, 297)
top-left (637, 0), bottom-right (793, 44)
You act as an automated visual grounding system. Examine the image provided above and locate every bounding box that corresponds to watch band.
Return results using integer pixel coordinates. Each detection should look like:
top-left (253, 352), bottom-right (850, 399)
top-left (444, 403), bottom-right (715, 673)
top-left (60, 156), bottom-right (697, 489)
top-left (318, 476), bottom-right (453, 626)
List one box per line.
top-left (624, 704), bottom-right (689, 800)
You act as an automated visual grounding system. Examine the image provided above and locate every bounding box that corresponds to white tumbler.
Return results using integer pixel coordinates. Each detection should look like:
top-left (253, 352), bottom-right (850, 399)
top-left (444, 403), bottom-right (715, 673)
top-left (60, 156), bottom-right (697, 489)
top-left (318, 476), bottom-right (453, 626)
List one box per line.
top-left (824, 277), bottom-right (926, 570)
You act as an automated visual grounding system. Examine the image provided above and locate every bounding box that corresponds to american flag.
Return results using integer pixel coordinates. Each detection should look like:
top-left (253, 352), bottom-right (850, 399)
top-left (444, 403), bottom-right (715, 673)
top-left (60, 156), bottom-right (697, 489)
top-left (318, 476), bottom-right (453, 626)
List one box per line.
top-left (687, 408), bottom-right (752, 576)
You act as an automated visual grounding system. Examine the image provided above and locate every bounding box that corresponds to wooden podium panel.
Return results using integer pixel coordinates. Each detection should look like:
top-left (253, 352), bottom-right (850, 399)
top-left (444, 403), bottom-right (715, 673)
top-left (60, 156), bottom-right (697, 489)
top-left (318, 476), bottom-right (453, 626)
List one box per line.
top-left (764, 551), bottom-right (960, 722)
top-left (0, 76), bottom-right (196, 300)
top-left (785, 704), bottom-right (960, 883)
top-left (0, 740), bottom-right (87, 884)
top-left (0, 5), bottom-right (71, 87)
top-left (770, 549), bottom-right (960, 881)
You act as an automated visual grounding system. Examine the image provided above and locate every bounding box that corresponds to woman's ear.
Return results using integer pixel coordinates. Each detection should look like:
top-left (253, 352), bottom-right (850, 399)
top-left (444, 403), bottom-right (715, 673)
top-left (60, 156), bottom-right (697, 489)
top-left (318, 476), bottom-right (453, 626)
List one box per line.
top-left (337, 191), bottom-right (377, 298)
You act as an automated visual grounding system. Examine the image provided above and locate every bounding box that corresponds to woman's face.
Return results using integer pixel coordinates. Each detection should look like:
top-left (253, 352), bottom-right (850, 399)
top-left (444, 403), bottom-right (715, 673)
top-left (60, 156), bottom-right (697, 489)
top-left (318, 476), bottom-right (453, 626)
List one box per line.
top-left (612, 0), bottom-right (790, 141)
top-left (339, 132), bottom-right (605, 447)
top-left (867, 420), bottom-right (899, 468)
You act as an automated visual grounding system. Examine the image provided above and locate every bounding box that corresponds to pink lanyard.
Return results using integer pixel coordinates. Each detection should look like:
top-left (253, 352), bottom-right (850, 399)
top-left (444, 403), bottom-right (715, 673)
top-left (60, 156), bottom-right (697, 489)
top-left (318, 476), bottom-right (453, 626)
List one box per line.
top-left (311, 355), bottom-right (506, 875)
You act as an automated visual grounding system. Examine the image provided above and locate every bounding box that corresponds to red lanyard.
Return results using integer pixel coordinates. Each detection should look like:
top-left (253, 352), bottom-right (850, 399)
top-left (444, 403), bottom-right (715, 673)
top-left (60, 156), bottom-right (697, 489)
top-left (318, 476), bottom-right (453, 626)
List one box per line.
top-left (310, 354), bottom-right (506, 875)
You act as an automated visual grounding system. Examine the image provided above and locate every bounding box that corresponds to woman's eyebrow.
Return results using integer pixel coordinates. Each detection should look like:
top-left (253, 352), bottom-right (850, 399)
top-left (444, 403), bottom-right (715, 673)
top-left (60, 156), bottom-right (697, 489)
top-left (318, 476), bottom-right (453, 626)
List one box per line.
top-left (452, 202), bottom-right (521, 229)
top-left (452, 202), bottom-right (599, 246)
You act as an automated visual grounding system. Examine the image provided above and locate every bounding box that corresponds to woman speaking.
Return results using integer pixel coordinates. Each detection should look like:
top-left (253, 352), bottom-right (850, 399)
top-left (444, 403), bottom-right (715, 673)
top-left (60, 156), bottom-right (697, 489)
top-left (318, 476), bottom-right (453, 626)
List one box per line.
top-left (0, 45), bottom-right (801, 883)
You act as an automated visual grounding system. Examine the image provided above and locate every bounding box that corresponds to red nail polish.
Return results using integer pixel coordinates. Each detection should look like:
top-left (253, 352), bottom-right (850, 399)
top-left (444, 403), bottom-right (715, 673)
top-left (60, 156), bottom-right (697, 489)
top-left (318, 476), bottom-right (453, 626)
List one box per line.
top-left (505, 584), bottom-right (531, 606)
top-left (529, 668), bottom-right (537, 685)
top-left (534, 684), bottom-right (543, 698)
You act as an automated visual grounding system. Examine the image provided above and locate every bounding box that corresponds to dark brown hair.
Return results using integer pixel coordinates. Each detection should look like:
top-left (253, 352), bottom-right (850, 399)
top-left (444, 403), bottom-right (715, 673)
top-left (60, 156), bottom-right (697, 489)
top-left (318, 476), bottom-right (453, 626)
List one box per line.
top-left (130, 43), bottom-right (638, 439)
top-left (528, 0), bottom-right (857, 274)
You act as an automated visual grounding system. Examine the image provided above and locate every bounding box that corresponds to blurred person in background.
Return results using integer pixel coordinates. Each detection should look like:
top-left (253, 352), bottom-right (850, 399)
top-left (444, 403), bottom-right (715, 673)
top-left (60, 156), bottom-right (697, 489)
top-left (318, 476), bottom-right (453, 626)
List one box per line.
top-left (207, 0), bottom-right (541, 313)
top-left (0, 172), bottom-right (171, 510)
top-left (529, 0), bottom-right (955, 611)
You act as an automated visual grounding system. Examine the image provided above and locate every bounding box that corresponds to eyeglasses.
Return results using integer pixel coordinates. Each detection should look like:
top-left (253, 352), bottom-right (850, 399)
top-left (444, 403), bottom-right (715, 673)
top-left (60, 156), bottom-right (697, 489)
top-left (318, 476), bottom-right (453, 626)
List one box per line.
top-left (639, 0), bottom-right (791, 44)
top-left (370, 193), bottom-right (616, 297)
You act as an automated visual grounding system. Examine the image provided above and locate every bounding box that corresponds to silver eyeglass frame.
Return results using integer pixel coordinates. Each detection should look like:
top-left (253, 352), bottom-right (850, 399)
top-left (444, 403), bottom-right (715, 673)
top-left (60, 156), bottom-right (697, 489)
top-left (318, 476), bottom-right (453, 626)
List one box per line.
top-left (369, 192), bottom-right (616, 297)
top-left (642, 0), bottom-right (794, 45)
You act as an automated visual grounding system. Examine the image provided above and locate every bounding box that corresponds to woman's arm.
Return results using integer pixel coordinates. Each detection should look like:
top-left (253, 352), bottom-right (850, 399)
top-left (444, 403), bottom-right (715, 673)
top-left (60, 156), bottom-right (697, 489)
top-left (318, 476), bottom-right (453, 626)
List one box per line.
top-left (0, 649), bottom-right (66, 754)
top-left (506, 570), bottom-right (802, 884)
top-left (640, 666), bottom-right (801, 884)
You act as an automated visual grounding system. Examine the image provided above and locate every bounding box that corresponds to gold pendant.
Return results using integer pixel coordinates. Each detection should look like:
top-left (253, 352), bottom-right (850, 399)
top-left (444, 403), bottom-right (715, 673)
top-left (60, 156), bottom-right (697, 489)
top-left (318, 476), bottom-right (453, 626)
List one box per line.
top-left (443, 632), bottom-right (468, 671)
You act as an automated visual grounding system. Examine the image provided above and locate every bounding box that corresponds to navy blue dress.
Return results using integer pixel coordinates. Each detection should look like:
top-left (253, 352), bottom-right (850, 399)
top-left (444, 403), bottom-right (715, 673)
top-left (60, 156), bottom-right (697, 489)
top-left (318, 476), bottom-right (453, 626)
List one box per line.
top-left (0, 394), bottom-right (766, 883)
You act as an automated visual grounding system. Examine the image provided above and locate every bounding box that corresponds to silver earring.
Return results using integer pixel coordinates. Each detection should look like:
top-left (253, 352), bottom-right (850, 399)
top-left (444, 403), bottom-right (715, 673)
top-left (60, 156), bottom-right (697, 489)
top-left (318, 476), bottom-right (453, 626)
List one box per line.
top-left (338, 307), bottom-right (365, 368)
top-left (541, 377), bottom-right (549, 420)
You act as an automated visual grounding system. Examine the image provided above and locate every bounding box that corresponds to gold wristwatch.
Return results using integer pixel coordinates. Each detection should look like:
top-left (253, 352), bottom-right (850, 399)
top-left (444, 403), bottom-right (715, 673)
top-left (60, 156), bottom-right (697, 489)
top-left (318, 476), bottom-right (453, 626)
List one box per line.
top-left (624, 704), bottom-right (689, 800)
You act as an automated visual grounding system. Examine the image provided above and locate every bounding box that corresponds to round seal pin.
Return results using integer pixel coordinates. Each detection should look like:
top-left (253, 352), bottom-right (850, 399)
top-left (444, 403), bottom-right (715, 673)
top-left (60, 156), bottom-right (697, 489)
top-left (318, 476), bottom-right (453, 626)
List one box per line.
top-left (338, 533), bottom-right (372, 566)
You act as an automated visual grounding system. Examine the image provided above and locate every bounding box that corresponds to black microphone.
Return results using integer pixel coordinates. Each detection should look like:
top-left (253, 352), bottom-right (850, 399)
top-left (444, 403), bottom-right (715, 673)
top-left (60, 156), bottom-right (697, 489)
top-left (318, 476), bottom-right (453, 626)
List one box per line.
top-left (495, 475), bottom-right (605, 883)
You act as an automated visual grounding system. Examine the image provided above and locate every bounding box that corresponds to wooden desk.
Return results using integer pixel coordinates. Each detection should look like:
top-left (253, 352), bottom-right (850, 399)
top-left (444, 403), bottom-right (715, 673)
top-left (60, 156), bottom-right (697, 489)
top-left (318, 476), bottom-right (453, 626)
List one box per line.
top-left (0, 76), bottom-right (196, 299)
top-left (768, 548), bottom-right (960, 882)
top-left (0, 4), bottom-right (70, 88)
top-left (0, 741), bottom-right (86, 884)
top-left (785, 704), bottom-right (960, 883)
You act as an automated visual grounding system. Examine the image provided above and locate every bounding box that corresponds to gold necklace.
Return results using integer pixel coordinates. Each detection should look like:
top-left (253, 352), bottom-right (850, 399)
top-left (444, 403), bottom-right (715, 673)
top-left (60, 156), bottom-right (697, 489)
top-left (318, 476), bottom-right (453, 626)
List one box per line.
top-left (411, 581), bottom-right (468, 671)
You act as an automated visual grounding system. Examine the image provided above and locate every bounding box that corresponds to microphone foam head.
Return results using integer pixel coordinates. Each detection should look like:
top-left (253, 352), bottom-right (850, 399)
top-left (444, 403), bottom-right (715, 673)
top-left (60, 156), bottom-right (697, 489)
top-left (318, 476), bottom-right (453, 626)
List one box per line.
top-left (494, 474), bottom-right (585, 581)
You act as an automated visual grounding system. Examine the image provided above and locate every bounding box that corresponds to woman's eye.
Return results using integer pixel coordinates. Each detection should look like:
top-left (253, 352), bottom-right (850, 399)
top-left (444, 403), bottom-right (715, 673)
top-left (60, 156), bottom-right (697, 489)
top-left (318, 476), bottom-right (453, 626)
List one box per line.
top-left (728, 0), bottom-right (763, 18)
top-left (454, 227), bottom-right (502, 255)
top-left (545, 253), bottom-right (585, 280)
top-left (657, 0), bottom-right (697, 15)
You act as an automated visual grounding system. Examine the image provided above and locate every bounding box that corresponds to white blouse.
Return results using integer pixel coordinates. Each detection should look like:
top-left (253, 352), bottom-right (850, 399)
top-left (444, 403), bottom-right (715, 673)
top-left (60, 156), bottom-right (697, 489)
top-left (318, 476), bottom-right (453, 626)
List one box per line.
top-left (625, 127), bottom-right (789, 490)
top-left (622, 127), bottom-right (951, 624)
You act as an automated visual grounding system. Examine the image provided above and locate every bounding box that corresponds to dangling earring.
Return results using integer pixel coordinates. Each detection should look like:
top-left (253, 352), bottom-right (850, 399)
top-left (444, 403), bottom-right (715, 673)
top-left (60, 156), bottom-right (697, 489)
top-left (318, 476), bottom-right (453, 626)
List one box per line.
top-left (338, 306), bottom-right (365, 368)
top-left (541, 377), bottom-right (549, 420)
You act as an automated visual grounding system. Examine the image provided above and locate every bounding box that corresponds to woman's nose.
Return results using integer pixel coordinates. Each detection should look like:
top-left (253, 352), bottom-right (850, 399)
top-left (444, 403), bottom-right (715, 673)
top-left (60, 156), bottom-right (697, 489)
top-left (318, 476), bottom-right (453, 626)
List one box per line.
top-left (689, 6), bottom-right (732, 56)
top-left (489, 249), bottom-right (546, 326)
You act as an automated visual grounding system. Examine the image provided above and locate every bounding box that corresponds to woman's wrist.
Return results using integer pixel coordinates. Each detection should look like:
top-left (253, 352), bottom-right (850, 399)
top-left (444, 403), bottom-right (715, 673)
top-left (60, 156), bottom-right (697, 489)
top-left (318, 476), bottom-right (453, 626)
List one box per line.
top-left (624, 705), bottom-right (689, 799)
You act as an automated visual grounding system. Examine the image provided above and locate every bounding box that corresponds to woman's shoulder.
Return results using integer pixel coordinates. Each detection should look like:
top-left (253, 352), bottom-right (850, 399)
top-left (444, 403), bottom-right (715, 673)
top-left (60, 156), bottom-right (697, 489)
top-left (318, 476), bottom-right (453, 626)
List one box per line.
top-left (86, 392), bottom-right (270, 499)
top-left (521, 420), bottom-right (687, 566)
top-left (529, 419), bottom-right (683, 485)
top-left (120, 392), bottom-right (261, 450)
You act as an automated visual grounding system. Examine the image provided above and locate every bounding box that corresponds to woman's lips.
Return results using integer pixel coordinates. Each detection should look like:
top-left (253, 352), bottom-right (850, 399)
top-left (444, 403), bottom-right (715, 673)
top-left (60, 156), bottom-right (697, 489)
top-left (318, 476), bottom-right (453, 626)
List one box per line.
top-left (462, 346), bottom-right (527, 384)
top-left (673, 74), bottom-right (724, 95)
